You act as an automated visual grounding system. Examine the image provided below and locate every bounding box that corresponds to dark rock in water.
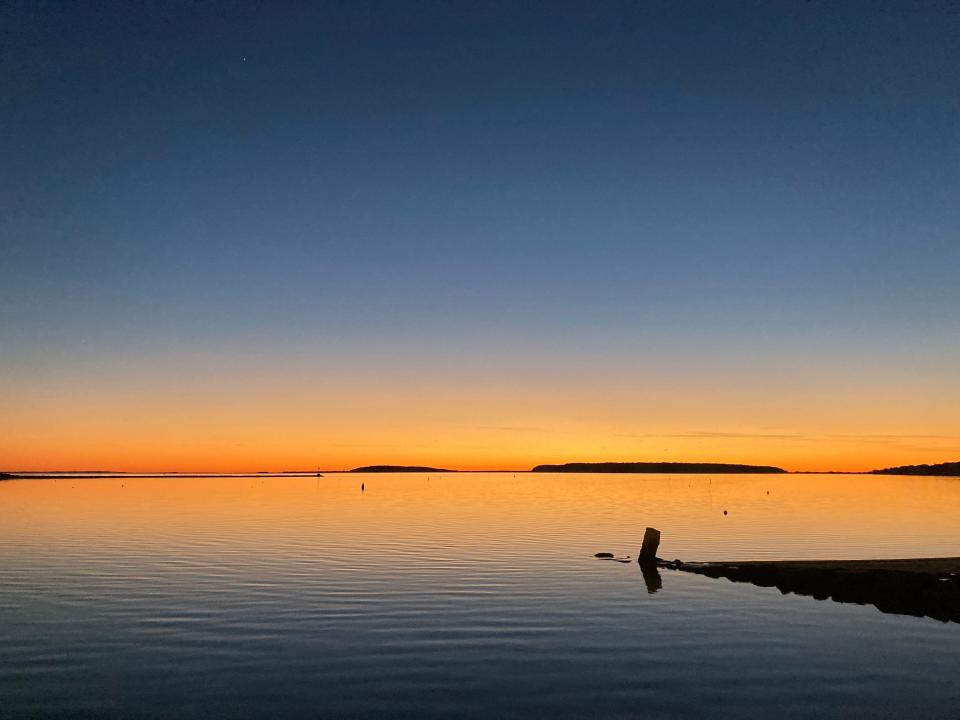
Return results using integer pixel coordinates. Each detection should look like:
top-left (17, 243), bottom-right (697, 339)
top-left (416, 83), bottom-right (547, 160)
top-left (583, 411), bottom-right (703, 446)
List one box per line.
top-left (652, 558), bottom-right (681, 570)
top-left (594, 553), bottom-right (615, 558)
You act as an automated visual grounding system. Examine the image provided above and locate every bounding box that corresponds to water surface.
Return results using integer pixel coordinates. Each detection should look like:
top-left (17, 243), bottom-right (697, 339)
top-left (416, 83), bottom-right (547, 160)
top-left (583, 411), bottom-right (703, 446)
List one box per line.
top-left (2, 473), bottom-right (958, 718)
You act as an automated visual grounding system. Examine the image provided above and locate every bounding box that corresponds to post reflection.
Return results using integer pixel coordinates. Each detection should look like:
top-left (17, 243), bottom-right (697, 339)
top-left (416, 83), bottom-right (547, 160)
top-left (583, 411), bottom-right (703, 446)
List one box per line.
top-left (640, 563), bottom-right (662, 594)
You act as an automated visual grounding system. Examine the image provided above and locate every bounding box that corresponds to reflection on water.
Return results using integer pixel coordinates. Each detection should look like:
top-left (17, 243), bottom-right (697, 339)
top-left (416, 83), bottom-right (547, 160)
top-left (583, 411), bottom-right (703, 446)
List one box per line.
top-left (1, 473), bottom-right (959, 718)
top-left (640, 563), bottom-right (663, 593)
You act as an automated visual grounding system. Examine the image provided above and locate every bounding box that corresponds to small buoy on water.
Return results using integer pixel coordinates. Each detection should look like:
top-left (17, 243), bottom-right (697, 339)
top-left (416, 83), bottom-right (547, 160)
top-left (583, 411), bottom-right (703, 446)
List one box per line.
top-left (723, 510), bottom-right (728, 515)
top-left (361, 483), bottom-right (365, 492)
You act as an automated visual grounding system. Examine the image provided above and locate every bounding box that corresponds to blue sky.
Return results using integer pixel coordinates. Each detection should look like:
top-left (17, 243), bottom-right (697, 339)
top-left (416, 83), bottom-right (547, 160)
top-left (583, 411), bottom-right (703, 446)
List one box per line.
top-left (2, 1), bottom-right (958, 470)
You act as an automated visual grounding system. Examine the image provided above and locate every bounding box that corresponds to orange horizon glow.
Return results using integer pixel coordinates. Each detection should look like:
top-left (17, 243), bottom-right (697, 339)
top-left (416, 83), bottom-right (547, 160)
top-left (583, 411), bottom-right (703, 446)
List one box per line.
top-left (5, 415), bottom-right (957, 474)
top-left (6, 434), bottom-right (958, 474)
top-left (6, 344), bottom-right (958, 475)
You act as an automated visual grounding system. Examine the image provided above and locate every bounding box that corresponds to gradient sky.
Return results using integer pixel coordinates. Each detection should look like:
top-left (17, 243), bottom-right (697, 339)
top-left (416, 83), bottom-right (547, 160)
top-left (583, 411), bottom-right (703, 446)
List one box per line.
top-left (2, 1), bottom-right (958, 472)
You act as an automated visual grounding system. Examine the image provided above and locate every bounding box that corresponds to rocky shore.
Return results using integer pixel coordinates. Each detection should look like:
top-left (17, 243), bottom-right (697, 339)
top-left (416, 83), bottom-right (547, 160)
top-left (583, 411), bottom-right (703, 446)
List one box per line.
top-left (675, 557), bottom-right (960, 623)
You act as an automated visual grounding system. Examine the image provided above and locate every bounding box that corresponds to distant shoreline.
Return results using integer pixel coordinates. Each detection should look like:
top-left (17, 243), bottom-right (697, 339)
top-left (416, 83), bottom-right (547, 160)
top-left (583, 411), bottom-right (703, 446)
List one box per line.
top-left (0, 472), bottom-right (328, 480)
top-left (532, 462), bottom-right (786, 474)
top-left (3, 462), bottom-right (959, 481)
top-left (870, 461), bottom-right (960, 477)
top-left (348, 465), bottom-right (454, 473)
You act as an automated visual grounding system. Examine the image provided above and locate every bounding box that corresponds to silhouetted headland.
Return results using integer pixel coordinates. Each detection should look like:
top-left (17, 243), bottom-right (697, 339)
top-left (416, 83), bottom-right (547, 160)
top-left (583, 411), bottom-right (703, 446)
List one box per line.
top-left (349, 465), bottom-right (454, 473)
top-left (533, 462), bottom-right (786, 473)
top-left (871, 461), bottom-right (960, 477)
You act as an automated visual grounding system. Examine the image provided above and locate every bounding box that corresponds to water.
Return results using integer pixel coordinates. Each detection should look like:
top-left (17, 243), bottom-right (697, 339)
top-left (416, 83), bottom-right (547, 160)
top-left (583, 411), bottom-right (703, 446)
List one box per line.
top-left (1, 473), bottom-right (958, 719)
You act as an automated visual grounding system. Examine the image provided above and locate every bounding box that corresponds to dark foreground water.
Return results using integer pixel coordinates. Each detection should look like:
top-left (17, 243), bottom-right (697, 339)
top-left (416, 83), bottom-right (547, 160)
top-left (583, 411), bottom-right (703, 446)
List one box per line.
top-left (1, 473), bottom-right (959, 719)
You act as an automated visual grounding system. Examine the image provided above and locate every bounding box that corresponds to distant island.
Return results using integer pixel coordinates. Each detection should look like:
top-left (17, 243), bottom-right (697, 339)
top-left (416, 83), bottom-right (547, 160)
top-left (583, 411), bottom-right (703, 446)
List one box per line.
top-left (871, 461), bottom-right (960, 477)
top-left (349, 465), bottom-right (454, 473)
top-left (531, 462), bottom-right (786, 474)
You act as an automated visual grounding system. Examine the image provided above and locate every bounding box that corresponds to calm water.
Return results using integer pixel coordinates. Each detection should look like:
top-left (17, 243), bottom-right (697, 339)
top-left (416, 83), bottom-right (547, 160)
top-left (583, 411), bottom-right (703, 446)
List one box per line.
top-left (2, 473), bottom-right (959, 719)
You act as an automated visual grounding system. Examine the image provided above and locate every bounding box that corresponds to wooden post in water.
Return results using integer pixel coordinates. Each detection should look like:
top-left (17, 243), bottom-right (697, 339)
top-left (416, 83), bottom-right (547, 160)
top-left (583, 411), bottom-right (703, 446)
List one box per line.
top-left (638, 527), bottom-right (660, 566)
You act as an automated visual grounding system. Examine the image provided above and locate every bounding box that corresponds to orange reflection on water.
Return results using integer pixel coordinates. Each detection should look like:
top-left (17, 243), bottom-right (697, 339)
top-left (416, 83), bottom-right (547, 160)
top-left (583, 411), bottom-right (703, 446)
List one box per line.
top-left (2, 473), bottom-right (959, 563)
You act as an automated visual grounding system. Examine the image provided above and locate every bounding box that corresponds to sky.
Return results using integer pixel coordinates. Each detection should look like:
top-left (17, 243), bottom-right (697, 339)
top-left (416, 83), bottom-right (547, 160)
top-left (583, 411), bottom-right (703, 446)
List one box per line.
top-left (1, 1), bottom-right (958, 472)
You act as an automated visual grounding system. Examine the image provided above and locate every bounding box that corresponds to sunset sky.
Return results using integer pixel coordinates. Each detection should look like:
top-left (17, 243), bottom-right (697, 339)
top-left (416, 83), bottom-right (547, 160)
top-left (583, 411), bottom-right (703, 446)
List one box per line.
top-left (2, 1), bottom-right (958, 472)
